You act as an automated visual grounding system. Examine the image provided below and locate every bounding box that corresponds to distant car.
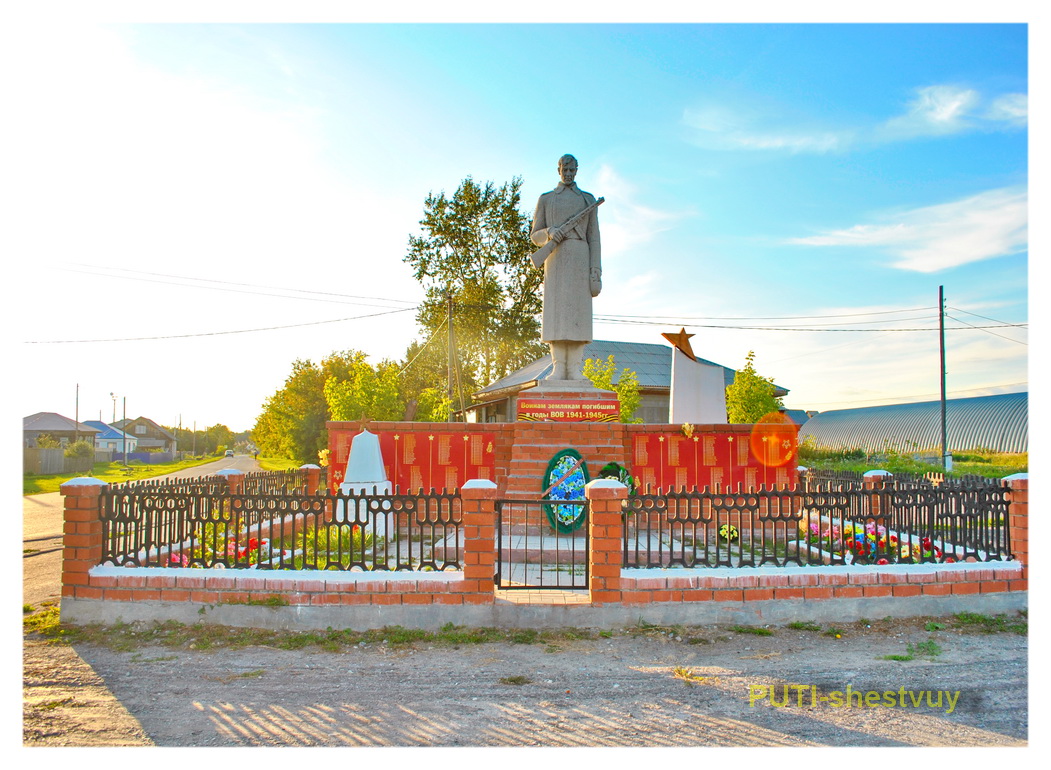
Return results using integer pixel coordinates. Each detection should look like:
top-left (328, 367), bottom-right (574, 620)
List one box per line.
top-left (225, 449), bottom-right (234, 457)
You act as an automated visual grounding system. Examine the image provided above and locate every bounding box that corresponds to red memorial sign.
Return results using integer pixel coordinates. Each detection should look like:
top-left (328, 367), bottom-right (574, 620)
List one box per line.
top-left (517, 397), bottom-right (619, 422)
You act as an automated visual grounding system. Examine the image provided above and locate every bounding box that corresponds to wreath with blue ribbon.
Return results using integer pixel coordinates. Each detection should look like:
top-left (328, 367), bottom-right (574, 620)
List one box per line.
top-left (542, 448), bottom-right (590, 533)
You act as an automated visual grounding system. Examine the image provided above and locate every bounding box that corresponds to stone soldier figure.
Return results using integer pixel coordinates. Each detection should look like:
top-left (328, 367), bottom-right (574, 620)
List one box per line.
top-left (530, 154), bottom-right (602, 381)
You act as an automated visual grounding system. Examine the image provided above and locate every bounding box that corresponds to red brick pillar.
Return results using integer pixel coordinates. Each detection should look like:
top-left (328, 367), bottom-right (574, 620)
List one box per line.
top-left (460, 479), bottom-right (497, 604)
top-left (60, 477), bottom-right (107, 599)
top-left (216, 469), bottom-right (245, 493)
top-left (863, 469), bottom-right (892, 519)
top-left (300, 464), bottom-right (322, 495)
top-left (587, 479), bottom-right (627, 605)
top-left (1004, 476), bottom-right (1028, 572)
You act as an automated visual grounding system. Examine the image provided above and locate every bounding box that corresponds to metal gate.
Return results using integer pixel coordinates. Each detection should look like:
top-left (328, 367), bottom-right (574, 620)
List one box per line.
top-left (494, 499), bottom-right (589, 589)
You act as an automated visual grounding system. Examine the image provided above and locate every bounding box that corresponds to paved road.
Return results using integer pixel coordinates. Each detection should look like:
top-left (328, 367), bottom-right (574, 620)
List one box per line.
top-left (22, 455), bottom-right (261, 608)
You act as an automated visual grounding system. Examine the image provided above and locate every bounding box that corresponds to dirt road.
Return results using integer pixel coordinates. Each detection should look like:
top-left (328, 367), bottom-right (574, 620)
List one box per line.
top-left (23, 614), bottom-right (1027, 747)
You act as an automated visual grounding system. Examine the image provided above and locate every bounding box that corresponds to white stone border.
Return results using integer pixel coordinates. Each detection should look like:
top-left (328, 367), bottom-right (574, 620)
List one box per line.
top-left (89, 565), bottom-right (466, 584)
top-left (622, 559), bottom-right (1022, 580)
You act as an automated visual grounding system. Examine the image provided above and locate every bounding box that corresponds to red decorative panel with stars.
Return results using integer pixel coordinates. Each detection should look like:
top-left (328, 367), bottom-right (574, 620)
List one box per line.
top-left (328, 426), bottom-right (497, 493)
top-left (629, 427), bottom-right (799, 492)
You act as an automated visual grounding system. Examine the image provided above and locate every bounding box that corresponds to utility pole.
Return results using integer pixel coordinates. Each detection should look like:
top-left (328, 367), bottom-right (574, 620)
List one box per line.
top-left (939, 285), bottom-right (949, 470)
top-left (447, 291), bottom-right (455, 422)
top-left (74, 383), bottom-right (79, 444)
top-left (122, 396), bottom-right (127, 467)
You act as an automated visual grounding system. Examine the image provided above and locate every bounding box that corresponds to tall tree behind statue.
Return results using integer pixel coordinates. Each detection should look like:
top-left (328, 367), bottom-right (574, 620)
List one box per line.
top-left (404, 177), bottom-right (546, 395)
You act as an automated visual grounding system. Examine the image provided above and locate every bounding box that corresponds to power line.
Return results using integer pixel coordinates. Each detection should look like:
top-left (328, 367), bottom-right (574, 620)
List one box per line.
top-left (599, 305), bottom-right (939, 321)
top-left (594, 317), bottom-right (1026, 332)
top-left (24, 307), bottom-right (417, 344)
top-left (947, 305), bottom-right (1026, 327)
top-left (63, 265), bottom-right (420, 310)
top-left (397, 315), bottom-right (448, 377)
top-left (945, 314), bottom-right (1028, 345)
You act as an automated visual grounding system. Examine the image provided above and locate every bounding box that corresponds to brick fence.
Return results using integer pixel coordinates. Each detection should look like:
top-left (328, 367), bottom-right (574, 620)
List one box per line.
top-left (58, 475), bottom-right (1028, 631)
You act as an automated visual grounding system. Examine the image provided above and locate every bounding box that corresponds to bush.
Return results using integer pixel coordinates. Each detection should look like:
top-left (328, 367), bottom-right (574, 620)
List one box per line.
top-left (63, 440), bottom-right (95, 459)
top-left (35, 433), bottom-right (62, 449)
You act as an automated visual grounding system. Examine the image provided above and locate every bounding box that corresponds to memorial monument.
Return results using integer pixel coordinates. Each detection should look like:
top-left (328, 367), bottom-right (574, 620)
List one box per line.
top-left (528, 153), bottom-right (604, 383)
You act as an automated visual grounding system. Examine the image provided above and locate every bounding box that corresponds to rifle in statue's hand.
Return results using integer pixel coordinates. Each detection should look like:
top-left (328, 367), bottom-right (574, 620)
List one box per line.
top-left (529, 197), bottom-right (604, 268)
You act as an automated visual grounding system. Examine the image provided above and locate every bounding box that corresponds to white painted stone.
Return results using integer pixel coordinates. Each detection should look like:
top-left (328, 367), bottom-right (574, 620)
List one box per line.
top-left (339, 429), bottom-right (392, 536)
top-left (462, 479), bottom-right (498, 490)
top-left (62, 477), bottom-right (107, 487)
top-left (669, 347), bottom-right (728, 424)
top-left (586, 478), bottom-right (626, 490)
top-left (864, 469), bottom-right (893, 477)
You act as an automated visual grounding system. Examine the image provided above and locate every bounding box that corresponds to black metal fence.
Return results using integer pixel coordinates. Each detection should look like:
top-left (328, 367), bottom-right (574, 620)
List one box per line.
top-left (623, 483), bottom-right (1012, 569)
top-left (100, 485), bottom-right (461, 571)
top-left (798, 468), bottom-right (1005, 490)
top-left (494, 499), bottom-right (589, 590)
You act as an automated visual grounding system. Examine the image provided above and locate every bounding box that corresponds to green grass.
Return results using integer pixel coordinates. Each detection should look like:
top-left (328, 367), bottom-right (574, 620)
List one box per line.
top-left (798, 442), bottom-right (1026, 479)
top-left (499, 675), bottom-right (532, 686)
top-left (881, 639), bottom-right (943, 662)
top-left (787, 621), bottom-right (822, 632)
top-left (731, 625), bottom-right (773, 636)
top-left (256, 457), bottom-right (307, 472)
top-left (951, 611), bottom-right (1027, 635)
top-left (23, 455), bottom-right (226, 495)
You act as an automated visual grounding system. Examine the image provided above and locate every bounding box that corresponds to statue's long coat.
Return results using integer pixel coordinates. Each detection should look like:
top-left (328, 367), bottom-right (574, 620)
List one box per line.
top-left (530, 182), bottom-right (602, 343)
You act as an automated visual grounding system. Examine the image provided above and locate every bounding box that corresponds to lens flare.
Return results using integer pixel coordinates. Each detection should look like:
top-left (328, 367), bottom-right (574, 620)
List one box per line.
top-left (748, 412), bottom-right (798, 468)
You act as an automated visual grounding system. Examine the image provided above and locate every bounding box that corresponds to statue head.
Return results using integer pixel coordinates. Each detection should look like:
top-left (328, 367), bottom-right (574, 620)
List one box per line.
top-left (558, 154), bottom-right (578, 185)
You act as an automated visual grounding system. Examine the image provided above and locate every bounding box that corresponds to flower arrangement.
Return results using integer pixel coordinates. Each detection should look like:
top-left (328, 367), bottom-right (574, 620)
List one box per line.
top-left (797, 517), bottom-right (948, 564)
top-left (718, 524), bottom-right (739, 542)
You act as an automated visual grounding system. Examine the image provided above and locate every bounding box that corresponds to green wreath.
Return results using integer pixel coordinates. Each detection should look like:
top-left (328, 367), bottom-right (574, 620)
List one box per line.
top-left (542, 448), bottom-right (590, 533)
top-left (598, 461), bottom-right (636, 494)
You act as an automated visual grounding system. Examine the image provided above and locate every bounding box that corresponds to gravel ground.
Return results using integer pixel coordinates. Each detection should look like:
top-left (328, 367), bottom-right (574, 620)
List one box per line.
top-left (23, 614), bottom-right (1027, 748)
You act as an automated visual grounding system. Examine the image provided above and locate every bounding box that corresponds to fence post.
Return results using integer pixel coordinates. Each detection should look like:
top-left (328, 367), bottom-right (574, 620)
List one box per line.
top-left (460, 479), bottom-right (497, 604)
top-left (60, 477), bottom-right (107, 600)
top-left (299, 464), bottom-right (321, 495)
top-left (216, 468), bottom-right (245, 493)
top-left (586, 479), bottom-right (627, 605)
top-left (1003, 475), bottom-right (1028, 571)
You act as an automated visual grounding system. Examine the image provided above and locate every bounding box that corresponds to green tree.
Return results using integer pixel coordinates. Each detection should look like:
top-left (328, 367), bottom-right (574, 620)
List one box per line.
top-left (725, 351), bottom-right (784, 424)
top-left (398, 336), bottom-right (456, 420)
top-left (323, 353), bottom-right (404, 422)
top-left (251, 351), bottom-right (371, 463)
top-left (204, 424), bottom-right (235, 455)
top-left (583, 355), bottom-right (643, 423)
top-left (404, 176), bottom-right (546, 396)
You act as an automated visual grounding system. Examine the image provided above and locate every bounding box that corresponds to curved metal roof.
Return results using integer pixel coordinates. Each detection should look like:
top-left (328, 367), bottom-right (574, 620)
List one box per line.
top-left (798, 392), bottom-right (1028, 454)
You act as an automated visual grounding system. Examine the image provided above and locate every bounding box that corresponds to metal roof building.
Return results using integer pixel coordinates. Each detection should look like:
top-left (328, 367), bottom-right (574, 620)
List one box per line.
top-left (468, 339), bottom-right (788, 423)
top-left (798, 392), bottom-right (1028, 454)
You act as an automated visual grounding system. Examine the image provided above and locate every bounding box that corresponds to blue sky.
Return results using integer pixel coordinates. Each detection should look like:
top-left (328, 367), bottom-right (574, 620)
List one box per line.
top-left (10, 16), bottom-right (1031, 434)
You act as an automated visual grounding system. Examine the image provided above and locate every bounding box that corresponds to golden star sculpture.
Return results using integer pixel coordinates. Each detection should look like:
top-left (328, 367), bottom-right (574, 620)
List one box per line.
top-left (661, 327), bottom-right (696, 361)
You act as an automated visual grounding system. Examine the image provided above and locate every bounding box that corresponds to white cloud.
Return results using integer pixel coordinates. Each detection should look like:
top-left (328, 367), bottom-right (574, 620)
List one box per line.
top-left (594, 165), bottom-right (688, 258)
top-left (788, 187), bottom-right (1028, 273)
top-left (683, 83), bottom-right (1026, 154)
top-left (986, 93), bottom-right (1028, 126)
top-left (682, 106), bottom-right (850, 155)
top-left (878, 85), bottom-right (980, 139)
